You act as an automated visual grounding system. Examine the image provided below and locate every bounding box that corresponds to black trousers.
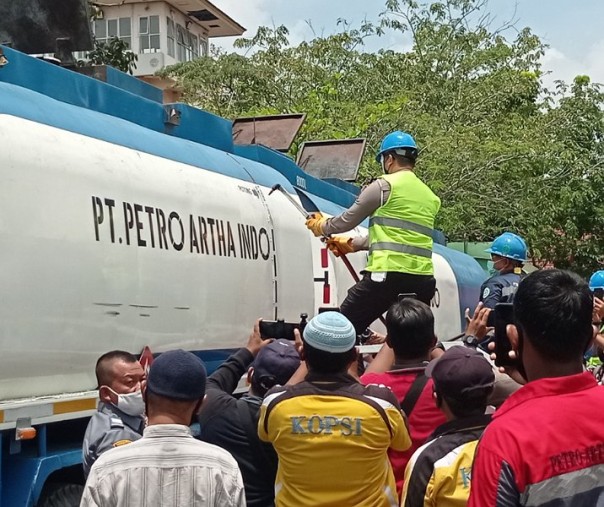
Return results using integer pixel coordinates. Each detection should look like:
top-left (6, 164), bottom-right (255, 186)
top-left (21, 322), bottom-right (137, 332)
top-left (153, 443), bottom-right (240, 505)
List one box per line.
top-left (340, 271), bottom-right (436, 335)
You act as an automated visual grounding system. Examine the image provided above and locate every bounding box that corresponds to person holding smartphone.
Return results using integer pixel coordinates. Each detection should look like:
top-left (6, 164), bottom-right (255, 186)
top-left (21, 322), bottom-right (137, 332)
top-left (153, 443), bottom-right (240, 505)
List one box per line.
top-left (198, 321), bottom-right (300, 507)
top-left (469, 269), bottom-right (604, 506)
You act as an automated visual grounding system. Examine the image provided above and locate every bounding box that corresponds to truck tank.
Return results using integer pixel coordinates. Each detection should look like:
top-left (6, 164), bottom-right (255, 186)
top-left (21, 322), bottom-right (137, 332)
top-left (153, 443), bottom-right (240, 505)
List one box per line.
top-left (0, 45), bottom-right (487, 507)
top-left (0, 45), bottom-right (485, 403)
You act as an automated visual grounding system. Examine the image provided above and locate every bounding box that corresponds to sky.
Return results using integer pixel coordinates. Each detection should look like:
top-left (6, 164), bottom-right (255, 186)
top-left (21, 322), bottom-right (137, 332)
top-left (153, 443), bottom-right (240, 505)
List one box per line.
top-left (211, 0), bottom-right (604, 89)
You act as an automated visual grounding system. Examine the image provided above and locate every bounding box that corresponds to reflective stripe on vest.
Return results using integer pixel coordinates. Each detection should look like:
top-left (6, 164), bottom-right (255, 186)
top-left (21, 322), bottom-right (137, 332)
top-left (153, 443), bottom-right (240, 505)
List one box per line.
top-left (366, 171), bottom-right (440, 275)
top-left (369, 216), bottom-right (434, 238)
top-left (369, 241), bottom-right (433, 259)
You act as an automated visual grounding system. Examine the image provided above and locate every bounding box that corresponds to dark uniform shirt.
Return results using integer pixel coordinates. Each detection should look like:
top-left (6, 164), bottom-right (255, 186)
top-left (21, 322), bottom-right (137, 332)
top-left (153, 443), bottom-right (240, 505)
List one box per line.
top-left (479, 270), bottom-right (523, 310)
top-left (82, 401), bottom-right (145, 478)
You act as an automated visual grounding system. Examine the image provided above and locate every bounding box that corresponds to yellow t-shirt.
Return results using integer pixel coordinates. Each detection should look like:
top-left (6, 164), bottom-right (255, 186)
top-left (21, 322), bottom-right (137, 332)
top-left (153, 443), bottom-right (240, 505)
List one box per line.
top-left (258, 374), bottom-right (411, 507)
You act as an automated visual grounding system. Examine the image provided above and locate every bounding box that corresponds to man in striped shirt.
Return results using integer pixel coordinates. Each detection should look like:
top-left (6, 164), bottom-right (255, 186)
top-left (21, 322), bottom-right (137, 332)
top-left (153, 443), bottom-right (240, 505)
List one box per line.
top-left (81, 349), bottom-right (245, 507)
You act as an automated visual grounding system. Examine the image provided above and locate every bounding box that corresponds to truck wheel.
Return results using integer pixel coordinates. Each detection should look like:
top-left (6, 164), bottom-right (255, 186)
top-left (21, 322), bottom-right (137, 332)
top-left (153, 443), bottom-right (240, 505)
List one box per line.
top-left (37, 484), bottom-right (84, 507)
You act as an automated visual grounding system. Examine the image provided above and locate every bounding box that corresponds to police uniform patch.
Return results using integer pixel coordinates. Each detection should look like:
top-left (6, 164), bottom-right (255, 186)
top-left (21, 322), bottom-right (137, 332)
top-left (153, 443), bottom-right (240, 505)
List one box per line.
top-left (112, 439), bottom-right (133, 448)
top-left (482, 287), bottom-right (490, 299)
top-left (110, 417), bottom-right (124, 429)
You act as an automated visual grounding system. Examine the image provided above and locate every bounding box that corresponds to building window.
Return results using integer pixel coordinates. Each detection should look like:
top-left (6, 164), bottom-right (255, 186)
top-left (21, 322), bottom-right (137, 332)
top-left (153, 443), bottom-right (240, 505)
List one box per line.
top-left (176, 23), bottom-right (187, 61)
top-left (167, 17), bottom-right (175, 57)
top-left (94, 17), bottom-right (131, 48)
top-left (191, 34), bottom-right (199, 59)
top-left (175, 23), bottom-right (202, 62)
top-left (139, 15), bottom-right (160, 53)
top-left (200, 38), bottom-right (208, 57)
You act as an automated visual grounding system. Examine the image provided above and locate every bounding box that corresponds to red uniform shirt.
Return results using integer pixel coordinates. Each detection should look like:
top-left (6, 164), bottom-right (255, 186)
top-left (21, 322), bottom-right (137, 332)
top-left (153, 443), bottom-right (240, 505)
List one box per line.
top-left (469, 372), bottom-right (604, 506)
top-left (361, 367), bottom-right (446, 494)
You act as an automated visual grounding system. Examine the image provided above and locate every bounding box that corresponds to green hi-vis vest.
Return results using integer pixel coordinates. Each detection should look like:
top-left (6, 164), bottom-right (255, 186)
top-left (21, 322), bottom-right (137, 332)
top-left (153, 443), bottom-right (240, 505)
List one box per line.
top-left (366, 171), bottom-right (441, 275)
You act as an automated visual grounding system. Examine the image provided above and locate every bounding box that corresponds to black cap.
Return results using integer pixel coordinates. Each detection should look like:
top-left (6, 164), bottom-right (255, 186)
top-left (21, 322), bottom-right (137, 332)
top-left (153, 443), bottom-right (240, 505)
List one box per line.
top-left (147, 349), bottom-right (207, 401)
top-left (253, 340), bottom-right (301, 390)
top-left (426, 346), bottom-right (494, 400)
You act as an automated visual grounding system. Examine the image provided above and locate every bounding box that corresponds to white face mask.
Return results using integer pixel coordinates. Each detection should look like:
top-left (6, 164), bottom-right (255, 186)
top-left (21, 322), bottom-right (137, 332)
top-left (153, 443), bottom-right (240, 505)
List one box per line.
top-left (109, 389), bottom-right (145, 417)
top-left (381, 155), bottom-right (388, 174)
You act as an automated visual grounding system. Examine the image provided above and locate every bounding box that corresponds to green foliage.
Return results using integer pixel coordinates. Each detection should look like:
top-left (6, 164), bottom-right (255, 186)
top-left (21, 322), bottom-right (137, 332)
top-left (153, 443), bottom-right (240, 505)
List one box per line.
top-left (161, 0), bottom-right (604, 276)
top-left (87, 37), bottom-right (138, 74)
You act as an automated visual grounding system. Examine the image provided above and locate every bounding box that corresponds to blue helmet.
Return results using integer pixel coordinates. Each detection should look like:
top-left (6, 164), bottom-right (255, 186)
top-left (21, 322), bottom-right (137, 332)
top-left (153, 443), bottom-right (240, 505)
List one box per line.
top-left (589, 271), bottom-right (604, 291)
top-left (485, 232), bottom-right (528, 262)
top-left (375, 130), bottom-right (418, 162)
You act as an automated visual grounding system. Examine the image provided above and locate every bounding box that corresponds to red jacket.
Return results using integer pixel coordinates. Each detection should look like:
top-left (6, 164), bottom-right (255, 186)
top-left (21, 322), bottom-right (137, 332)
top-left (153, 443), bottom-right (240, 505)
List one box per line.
top-left (469, 371), bottom-right (604, 506)
top-left (361, 367), bottom-right (446, 494)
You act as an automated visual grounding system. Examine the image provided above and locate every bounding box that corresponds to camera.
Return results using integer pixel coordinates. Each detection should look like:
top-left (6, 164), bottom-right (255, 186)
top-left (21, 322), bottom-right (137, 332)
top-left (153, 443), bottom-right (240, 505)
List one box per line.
top-left (259, 313), bottom-right (308, 340)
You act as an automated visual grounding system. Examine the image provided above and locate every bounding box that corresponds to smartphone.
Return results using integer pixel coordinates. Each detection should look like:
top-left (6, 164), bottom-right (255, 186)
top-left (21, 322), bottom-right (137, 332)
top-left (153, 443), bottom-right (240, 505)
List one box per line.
top-left (494, 303), bottom-right (516, 367)
top-left (259, 319), bottom-right (300, 340)
top-left (594, 288), bottom-right (604, 301)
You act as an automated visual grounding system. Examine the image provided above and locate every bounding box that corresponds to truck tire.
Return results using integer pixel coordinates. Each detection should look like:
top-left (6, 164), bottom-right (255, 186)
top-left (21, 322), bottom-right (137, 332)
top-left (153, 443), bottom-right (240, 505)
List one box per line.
top-left (37, 484), bottom-right (84, 507)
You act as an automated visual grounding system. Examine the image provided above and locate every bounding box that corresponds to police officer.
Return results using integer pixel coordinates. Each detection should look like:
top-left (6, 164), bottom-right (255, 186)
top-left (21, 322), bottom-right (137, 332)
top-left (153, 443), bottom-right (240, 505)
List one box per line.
top-left (480, 232), bottom-right (528, 312)
top-left (82, 350), bottom-right (146, 478)
top-left (305, 131), bottom-right (441, 335)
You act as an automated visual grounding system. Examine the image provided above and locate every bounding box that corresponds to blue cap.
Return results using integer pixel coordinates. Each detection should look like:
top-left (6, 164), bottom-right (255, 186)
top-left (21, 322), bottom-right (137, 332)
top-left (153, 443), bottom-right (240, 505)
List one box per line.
top-left (589, 271), bottom-right (604, 291)
top-left (303, 312), bottom-right (356, 353)
top-left (147, 349), bottom-right (207, 401)
top-left (485, 232), bottom-right (528, 262)
top-left (253, 339), bottom-right (301, 389)
top-left (376, 130), bottom-right (418, 162)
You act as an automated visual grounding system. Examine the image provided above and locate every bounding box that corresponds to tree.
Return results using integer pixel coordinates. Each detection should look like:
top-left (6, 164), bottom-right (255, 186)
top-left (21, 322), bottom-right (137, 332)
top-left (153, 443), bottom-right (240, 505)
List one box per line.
top-left (161, 0), bottom-right (604, 276)
top-left (523, 76), bottom-right (604, 272)
top-left (87, 37), bottom-right (138, 74)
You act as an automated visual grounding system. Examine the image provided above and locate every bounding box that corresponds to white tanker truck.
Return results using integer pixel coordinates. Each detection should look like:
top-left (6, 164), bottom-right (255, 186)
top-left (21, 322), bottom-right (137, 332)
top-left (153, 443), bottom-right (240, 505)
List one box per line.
top-left (0, 46), bottom-right (485, 506)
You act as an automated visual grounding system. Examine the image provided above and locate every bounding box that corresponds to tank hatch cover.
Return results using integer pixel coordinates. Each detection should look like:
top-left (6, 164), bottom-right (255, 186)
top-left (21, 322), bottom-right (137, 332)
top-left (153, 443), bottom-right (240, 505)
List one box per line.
top-left (232, 114), bottom-right (306, 152)
top-left (0, 0), bottom-right (93, 54)
top-left (297, 138), bottom-right (366, 182)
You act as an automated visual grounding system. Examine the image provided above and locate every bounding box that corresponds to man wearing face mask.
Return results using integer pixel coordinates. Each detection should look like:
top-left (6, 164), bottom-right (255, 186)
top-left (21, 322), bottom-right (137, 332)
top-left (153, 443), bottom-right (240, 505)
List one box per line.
top-left (305, 131), bottom-right (441, 336)
top-left (82, 350), bottom-right (146, 478)
top-left (469, 269), bottom-right (604, 506)
top-left (479, 233), bottom-right (528, 325)
top-left (81, 349), bottom-right (244, 507)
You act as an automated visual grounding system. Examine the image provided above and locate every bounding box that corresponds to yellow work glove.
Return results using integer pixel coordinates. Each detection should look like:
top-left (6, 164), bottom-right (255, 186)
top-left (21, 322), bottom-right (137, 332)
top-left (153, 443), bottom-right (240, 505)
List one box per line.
top-left (326, 236), bottom-right (355, 257)
top-left (305, 213), bottom-right (328, 237)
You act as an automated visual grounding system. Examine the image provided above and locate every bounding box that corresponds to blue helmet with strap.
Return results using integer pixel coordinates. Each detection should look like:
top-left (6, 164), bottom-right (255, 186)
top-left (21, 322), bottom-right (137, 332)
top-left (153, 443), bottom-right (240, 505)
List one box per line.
top-left (375, 130), bottom-right (418, 162)
top-left (485, 232), bottom-right (528, 262)
top-left (589, 271), bottom-right (604, 291)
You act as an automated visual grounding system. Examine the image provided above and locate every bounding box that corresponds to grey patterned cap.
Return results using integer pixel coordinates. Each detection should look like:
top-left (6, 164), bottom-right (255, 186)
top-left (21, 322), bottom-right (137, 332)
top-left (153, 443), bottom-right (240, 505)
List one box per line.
top-left (303, 312), bottom-right (356, 353)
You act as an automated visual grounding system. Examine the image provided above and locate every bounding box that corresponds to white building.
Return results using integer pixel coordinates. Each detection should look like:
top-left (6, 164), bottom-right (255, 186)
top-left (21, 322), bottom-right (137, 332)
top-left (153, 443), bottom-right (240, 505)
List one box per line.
top-left (89, 0), bottom-right (244, 80)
